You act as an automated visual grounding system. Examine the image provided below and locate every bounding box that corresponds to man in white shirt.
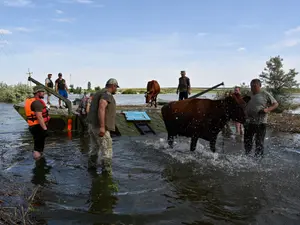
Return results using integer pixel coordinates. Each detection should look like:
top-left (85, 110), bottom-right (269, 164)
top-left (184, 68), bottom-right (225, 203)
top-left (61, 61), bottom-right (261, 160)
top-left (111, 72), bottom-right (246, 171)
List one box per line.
top-left (45, 74), bottom-right (54, 105)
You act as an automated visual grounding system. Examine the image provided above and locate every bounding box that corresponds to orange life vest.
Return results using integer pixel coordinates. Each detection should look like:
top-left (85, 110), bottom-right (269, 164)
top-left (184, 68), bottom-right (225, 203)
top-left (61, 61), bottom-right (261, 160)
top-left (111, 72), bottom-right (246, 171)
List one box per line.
top-left (24, 98), bottom-right (50, 126)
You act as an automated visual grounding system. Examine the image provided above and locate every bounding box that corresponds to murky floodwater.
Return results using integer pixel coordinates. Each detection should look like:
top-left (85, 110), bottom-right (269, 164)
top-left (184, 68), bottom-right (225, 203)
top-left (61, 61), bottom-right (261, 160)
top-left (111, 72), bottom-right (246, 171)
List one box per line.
top-left (1, 94), bottom-right (300, 225)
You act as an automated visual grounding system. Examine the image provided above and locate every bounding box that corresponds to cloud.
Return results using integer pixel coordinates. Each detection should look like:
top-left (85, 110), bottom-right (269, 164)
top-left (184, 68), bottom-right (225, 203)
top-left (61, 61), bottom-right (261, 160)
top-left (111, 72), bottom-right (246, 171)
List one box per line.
top-left (236, 24), bottom-right (259, 29)
top-left (58, 0), bottom-right (103, 7)
top-left (285, 26), bottom-right (300, 36)
top-left (197, 32), bottom-right (208, 37)
top-left (3, 0), bottom-right (33, 7)
top-left (0, 40), bottom-right (9, 48)
top-left (59, 0), bottom-right (93, 3)
top-left (237, 47), bottom-right (246, 51)
top-left (56, 9), bottom-right (64, 14)
top-left (52, 18), bottom-right (75, 23)
top-left (270, 39), bottom-right (300, 49)
top-left (0, 29), bottom-right (12, 35)
top-left (14, 27), bottom-right (33, 32)
top-left (75, 0), bottom-right (93, 3)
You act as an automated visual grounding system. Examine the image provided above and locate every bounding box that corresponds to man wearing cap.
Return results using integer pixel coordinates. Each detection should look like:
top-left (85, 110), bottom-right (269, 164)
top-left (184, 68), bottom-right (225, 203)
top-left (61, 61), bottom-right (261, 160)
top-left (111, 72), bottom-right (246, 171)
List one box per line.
top-left (55, 73), bottom-right (69, 109)
top-left (45, 73), bottom-right (54, 105)
top-left (176, 70), bottom-right (191, 100)
top-left (24, 85), bottom-right (50, 161)
top-left (87, 78), bottom-right (119, 173)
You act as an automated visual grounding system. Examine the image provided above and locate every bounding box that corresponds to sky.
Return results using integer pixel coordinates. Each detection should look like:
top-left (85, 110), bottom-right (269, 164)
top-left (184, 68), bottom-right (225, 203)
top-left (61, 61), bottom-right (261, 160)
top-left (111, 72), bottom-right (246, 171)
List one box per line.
top-left (1, 0), bottom-right (300, 88)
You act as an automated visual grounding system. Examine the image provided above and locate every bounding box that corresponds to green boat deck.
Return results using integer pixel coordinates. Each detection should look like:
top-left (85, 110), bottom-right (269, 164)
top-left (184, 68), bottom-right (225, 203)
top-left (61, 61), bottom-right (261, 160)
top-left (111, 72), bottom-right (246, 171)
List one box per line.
top-left (13, 103), bottom-right (167, 136)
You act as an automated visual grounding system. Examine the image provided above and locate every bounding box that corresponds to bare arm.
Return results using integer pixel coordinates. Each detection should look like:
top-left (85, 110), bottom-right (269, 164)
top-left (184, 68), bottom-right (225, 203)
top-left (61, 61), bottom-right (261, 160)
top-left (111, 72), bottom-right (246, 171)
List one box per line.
top-left (55, 83), bottom-right (58, 92)
top-left (65, 82), bottom-right (69, 92)
top-left (265, 102), bottom-right (279, 113)
top-left (98, 99), bottom-right (108, 129)
top-left (187, 78), bottom-right (191, 93)
top-left (36, 112), bottom-right (47, 130)
top-left (265, 93), bottom-right (279, 113)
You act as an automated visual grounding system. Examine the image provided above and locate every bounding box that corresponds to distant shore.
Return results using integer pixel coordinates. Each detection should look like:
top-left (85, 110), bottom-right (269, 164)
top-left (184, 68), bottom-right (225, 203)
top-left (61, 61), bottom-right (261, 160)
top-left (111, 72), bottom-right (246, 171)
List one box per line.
top-left (105, 87), bottom-right (300, 95)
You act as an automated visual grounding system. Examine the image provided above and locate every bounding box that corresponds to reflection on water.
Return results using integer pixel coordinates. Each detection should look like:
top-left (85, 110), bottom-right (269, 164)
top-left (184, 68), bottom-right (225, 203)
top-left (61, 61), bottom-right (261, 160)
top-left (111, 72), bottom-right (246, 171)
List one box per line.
top-left (31, 157), bottom-right (52, 186)
top-left (1, 102), bottom-right (300, 225)
top-left (87, 169), bottom-right (119, 214)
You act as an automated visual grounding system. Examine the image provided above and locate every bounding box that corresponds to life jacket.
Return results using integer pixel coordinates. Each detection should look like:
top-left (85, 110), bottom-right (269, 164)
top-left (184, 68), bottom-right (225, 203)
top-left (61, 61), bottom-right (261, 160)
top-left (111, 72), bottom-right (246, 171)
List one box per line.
top-left (46, 78), bottom-right (54, 88)
top-left (24, 98), bottom-right (50, 126)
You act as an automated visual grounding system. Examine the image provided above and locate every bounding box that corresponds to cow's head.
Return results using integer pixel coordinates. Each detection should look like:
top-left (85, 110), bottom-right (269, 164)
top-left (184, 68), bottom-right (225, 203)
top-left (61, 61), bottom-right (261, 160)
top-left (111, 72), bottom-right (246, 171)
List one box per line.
top-left (145, 91), bottom-right (152, 103)
top-left (224, 93), bottom-right (251, 124)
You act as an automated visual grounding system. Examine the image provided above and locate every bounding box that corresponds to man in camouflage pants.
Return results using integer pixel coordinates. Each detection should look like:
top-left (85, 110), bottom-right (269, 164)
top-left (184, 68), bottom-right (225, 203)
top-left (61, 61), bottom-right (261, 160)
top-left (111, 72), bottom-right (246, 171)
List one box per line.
top-left (87, 78), bottom-right (119, 173)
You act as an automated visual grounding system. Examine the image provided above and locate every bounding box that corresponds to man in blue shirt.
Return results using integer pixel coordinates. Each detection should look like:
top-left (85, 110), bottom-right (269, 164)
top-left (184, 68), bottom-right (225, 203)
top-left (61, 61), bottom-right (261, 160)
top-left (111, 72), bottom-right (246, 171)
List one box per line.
top-left (55, 73), bottom-right (69, 109)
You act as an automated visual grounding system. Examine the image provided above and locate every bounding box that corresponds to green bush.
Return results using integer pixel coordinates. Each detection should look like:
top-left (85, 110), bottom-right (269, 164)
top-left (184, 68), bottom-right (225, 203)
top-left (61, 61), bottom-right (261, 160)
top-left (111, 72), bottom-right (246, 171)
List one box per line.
top-left (121, 89), bottom-right (138, 94)
top-left (0, 82), bottom-right (33, 103)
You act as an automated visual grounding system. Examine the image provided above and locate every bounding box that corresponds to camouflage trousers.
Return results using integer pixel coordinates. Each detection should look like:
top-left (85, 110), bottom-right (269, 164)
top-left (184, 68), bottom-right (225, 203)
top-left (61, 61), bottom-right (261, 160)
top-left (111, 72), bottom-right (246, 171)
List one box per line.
top-left (88, 125), bottom-right (113, 172)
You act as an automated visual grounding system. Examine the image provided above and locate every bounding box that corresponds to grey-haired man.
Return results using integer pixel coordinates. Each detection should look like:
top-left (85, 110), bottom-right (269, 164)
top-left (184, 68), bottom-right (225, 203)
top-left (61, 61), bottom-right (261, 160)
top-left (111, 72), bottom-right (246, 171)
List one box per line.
top-left (244, 79), bottom-right (278, 157)
top-left (87, 78), bottom-right (119, 173)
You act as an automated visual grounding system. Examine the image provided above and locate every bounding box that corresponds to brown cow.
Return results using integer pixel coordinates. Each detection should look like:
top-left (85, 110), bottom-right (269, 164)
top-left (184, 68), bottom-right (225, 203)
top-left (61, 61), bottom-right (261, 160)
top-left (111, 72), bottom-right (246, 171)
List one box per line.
top-left (161, 93), bottom-right (250, 152)
top-left (145, 80), bottom-right (160, 108)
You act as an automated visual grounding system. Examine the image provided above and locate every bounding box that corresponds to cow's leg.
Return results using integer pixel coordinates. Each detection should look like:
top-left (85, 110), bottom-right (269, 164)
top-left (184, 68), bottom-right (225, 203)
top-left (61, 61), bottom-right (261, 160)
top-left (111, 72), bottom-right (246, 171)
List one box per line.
top-left (209, 136), bottom-right (217, 153)
top-left (190, 137), bottom-right (198, 151)
top-left (167, 134), bottom-right (174, 148)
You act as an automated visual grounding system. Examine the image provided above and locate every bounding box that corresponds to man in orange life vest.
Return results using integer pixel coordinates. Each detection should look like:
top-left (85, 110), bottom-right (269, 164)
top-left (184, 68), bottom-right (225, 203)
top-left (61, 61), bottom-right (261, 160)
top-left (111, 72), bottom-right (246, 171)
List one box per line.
top-left (25, 85), bottom-right (50, 160)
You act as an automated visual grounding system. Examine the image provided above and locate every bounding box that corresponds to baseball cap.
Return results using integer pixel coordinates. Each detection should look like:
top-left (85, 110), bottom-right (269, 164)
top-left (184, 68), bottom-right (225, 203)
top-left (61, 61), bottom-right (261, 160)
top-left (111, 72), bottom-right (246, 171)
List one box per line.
top-left (106, 78), bottom-right (119, 88)
top-left (33, 85), bottom-right (45, 94)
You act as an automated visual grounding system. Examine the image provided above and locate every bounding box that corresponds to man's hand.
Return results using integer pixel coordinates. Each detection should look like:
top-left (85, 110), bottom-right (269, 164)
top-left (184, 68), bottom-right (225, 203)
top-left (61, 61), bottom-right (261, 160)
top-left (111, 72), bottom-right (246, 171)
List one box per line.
top-left (263, 108), bottom-right (269, 113)
top-left (99, 127), bottom-right (105, 137)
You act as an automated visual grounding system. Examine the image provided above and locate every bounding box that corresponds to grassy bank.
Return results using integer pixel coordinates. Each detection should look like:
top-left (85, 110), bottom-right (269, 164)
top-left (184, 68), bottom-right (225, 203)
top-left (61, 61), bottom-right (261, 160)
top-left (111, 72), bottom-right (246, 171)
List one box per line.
top-left (0, 83), bottom-right (33, 103)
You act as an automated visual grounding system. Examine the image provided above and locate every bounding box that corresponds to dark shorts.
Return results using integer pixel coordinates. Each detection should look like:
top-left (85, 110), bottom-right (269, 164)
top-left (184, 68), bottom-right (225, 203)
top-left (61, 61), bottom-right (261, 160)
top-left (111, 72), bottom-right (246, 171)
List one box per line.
top-left (179, 91), bottom-right (188, 100)
top-left (58, 89), bottom-right (68, 98)
top-left (29, 125), bottom-right (47, 152)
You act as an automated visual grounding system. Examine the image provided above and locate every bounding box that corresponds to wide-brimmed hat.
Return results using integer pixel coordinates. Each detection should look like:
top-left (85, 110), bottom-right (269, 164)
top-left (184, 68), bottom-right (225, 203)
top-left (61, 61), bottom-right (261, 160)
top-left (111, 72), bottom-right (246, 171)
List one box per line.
top-left (106, 78), bottom-right (119, 88)
top-left (33, 85), bottom-right (45, 94)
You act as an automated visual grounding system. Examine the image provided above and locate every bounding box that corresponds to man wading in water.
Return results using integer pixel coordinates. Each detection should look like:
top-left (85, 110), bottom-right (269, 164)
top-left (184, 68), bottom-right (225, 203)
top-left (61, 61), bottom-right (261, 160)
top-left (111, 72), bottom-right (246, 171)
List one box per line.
top-left (176, 70), bottom-right (191, 100)
top-left (87, 78), bottom-right (119, 174)
top-left (24, 86), bottom-right (50, 161)
top-left (244, 79), bottom-right (278, 157)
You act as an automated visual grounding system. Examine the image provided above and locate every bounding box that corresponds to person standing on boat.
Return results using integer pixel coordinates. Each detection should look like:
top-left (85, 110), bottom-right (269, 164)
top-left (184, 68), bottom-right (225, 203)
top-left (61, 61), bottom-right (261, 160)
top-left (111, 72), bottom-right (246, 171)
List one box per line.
top-left (55, 73), bottom-right (69, 109)
top-left (244, 79), bottom-right (278, 157)
top-left (45, 73), bottom-right (53, 105)
top-left (234, 86), bottom-right (243, 136)
top-left (176, 70), bottom-right (191, 100)
top-left (87, 78), bottom-right (119, 173)
top-left (24, 86), bottom-right (50, 161)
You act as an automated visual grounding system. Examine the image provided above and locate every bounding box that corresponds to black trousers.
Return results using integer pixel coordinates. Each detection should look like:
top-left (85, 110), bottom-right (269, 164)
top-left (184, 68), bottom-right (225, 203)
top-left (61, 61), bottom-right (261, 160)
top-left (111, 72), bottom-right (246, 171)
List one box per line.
top-left (244, 123), bottom-right (266, 156)
top-left (179, 91), bottom-right (188, 100)
top-left (29, 124), bottom-right (47, 153)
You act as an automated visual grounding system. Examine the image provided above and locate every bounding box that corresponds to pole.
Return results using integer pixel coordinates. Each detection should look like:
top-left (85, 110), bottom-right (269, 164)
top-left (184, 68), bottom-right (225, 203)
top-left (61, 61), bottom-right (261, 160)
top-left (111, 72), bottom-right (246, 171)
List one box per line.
top-left (188, 82), bottom-right (225, 99)
top-left (26, 68), bottom-right (33, 87)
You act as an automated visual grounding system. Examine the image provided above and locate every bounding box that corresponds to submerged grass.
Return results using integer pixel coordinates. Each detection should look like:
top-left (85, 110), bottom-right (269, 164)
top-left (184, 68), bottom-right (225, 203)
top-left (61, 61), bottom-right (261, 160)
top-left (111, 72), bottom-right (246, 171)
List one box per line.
top-left (0, 173), bottom-right (43, 225)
